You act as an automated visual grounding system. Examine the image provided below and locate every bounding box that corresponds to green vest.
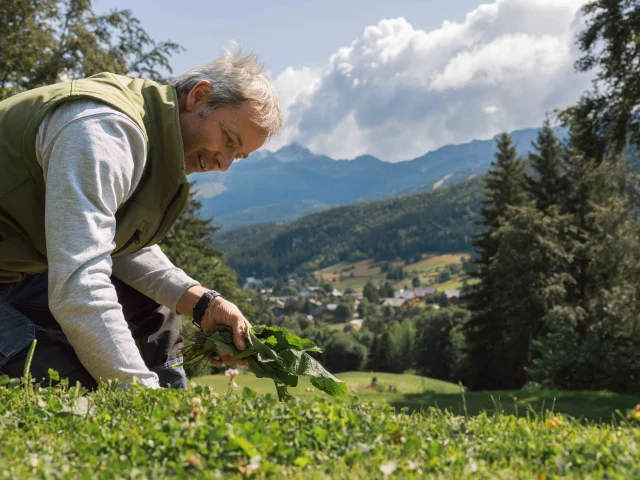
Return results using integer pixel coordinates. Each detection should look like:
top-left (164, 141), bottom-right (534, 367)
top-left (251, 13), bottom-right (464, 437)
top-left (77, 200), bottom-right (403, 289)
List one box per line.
top-left (0, 73), bottom-right (190, 283)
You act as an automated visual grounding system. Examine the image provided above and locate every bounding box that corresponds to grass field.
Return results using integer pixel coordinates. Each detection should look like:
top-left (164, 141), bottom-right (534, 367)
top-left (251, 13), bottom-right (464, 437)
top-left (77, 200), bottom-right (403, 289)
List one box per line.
top-left (313, 253), bottom-right (472, 293)
top-left (196, 371), bottom-right (640, 423)
top-left (3, 373), bottom-right (639, 478)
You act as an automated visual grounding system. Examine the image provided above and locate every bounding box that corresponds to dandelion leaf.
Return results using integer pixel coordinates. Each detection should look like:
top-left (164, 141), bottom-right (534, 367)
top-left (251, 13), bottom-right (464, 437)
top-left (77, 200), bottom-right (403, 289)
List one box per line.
top-left (258, 327), bottom-right (321, 353)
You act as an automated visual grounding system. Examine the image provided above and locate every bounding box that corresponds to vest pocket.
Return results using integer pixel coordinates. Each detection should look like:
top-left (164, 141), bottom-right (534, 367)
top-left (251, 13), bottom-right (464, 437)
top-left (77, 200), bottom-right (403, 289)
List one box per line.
top-left (113, 221), bottom-right (148, 256)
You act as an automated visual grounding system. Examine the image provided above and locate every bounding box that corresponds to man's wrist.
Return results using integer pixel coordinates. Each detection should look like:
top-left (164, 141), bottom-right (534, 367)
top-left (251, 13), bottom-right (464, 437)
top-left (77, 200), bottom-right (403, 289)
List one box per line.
top-left (192, 290), bottom-right (222, 327)
top-left (176, 285), bottom-right (211, 317)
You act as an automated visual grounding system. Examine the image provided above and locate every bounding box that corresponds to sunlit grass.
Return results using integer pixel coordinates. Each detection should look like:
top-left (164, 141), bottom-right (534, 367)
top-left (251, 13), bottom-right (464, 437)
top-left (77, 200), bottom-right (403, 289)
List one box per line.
top-left (1, 376), bottom-right (639, 478)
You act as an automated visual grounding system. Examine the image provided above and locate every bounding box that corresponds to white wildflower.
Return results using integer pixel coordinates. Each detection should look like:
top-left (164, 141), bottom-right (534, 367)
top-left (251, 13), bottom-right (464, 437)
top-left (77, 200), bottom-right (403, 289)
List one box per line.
top-left (379, 461), bottom-right (397, 477)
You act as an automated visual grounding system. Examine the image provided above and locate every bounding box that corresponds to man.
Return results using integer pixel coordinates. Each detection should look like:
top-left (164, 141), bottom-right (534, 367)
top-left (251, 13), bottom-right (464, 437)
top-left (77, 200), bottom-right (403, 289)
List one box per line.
top-left (0, 46), bottom-right (282, 389)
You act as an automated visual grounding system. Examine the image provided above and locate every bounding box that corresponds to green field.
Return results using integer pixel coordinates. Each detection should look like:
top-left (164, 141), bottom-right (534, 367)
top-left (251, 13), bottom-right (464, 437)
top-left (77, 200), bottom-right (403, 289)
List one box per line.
top-left (313, 253), bottom-right (472, 293)
top-left (196, 371), bottom-right (460, 396)
top-left (197, 371), bottom-right (640, 423)
top-left (2, 376), bottom-right (639, 479)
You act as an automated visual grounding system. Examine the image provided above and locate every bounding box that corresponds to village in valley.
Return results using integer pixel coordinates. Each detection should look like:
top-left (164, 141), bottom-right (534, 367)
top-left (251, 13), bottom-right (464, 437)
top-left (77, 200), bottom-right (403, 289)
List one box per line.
top-left (242, 253), bottom-right (467, 332)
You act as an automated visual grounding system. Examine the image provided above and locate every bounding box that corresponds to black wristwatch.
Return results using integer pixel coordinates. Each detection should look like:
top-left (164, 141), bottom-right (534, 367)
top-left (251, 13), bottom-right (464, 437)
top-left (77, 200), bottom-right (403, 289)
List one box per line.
top-left (192, 290), bottom-right (222, 328)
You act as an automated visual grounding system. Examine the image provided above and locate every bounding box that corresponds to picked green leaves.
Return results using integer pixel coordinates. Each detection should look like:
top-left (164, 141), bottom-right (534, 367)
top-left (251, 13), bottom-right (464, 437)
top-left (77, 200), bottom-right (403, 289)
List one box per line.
top-left (182, 325), bottom-right (347, 401)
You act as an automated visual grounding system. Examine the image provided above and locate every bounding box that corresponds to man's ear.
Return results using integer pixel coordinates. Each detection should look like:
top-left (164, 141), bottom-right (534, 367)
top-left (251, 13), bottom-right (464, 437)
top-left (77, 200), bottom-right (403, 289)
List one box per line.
top-left (185, 80), bottom-right (212, 112)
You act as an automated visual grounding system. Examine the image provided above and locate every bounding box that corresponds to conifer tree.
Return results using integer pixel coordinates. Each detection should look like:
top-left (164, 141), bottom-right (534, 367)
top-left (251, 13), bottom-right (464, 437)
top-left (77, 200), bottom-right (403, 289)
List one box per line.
top-left (462, 133), bottom-right (527, 389)
top-left (531, 147), bottom-right (640, 391)
top-left (489, 203), bottom-right (574, 386)
top-left (526, 119), bottom-right (565, 212)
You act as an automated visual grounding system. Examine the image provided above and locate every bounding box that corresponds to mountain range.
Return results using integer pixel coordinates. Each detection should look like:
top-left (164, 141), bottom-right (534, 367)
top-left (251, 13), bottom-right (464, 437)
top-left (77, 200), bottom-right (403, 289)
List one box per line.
top-left (191, 127), bottom-right (557, 231)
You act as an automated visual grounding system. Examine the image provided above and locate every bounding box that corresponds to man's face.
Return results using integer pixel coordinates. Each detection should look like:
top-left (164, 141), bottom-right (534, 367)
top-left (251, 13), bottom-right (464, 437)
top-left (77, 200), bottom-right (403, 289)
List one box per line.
top-left (179, 81), bottom-right (268, 174)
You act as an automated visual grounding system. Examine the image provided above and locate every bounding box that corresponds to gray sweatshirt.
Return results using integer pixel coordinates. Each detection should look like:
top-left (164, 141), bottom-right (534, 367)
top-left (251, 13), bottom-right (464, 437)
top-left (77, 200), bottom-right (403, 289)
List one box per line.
top-left (35, 99), bottom-right (200, 388)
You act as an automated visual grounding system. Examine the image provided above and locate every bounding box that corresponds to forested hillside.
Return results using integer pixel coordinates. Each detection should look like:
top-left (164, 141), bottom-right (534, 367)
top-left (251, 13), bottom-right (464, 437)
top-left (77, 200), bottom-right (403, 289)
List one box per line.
top-left (215, 176), bottom-right (483, 279)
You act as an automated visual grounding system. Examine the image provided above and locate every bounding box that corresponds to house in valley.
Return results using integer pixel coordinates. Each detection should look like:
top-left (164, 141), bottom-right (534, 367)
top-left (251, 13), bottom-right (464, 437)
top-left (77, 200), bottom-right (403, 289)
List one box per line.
top-left (445, 289), bottom-right (462, 305)
top-left (379, 298), bottom-right (411, 309)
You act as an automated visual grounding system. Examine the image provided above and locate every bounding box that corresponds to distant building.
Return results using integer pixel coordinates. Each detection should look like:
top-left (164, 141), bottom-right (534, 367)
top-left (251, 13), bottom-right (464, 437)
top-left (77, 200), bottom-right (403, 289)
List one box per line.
top-left (379, 298), bottom-right (411, 308)
top-left (445, 289), bottom-right (461, 305)
top-left (413, 286), bottom-right (437, 299)
top-left (298, 290), bottom-right (312, 298)
top-left (394, 289), bottom-right (418, 303)
top-left (330, 288), bottom-right (344, 298)
top-left (310, 304), bottom-right (338, 319)
top-left (349, 319), bottom-right (363, 330)
top-left (243, 277), bottom-right (263, 289)
top-left (326, 304), bottom-right (338, 312)
top-left (267, 297), bottom-right (285, 308)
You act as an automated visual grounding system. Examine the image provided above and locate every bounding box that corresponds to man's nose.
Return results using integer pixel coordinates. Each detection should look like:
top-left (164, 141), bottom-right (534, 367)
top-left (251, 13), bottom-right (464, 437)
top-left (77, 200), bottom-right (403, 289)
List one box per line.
top-left (219, 150), bottom-right (235, 171)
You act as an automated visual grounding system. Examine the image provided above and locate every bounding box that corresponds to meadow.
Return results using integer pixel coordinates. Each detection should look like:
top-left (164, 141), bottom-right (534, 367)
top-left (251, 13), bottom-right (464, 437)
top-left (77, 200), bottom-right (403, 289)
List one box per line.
top-left (197, 371), bottom-right (640, 423)
top-left (2, 372), bottom-right (639, 479)
top-left (312, 253), bottom-right (473, 293)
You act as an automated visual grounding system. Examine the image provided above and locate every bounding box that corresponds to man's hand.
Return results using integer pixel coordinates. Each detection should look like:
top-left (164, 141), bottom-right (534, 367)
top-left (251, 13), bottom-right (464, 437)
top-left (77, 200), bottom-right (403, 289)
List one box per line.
top-left (177, 285), bottom-right (251, 367)
top-left (200, 297), bottom-right (251, 367)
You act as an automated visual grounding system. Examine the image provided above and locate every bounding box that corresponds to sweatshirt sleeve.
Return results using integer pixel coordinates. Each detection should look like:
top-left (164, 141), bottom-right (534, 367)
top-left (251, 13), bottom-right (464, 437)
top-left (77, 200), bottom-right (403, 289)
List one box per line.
top-left (112, 245), bottom-right (200, 314)
top-left (38, 101), bottom-right (160, 388)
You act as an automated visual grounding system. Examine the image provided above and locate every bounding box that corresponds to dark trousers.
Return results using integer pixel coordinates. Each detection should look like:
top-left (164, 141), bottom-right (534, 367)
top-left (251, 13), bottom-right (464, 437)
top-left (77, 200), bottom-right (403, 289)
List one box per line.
top-left (0, 272), bottom-right (187, 390)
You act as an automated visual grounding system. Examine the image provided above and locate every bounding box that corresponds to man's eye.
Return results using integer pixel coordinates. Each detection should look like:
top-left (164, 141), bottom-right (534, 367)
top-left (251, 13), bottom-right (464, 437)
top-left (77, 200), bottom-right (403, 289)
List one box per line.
top-left (224, 132), bottom-right (234, 146)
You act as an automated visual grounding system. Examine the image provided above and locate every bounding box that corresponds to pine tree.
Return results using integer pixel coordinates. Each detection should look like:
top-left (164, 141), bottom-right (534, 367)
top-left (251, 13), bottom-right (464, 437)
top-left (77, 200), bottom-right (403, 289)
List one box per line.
top-left (531, 147), bottom-right (640, 392)
top-left (525, 119), bottom-right (565, 212)
top-left (462, 133), bottom-right (528, 389)
top-left (489, 203), bottom-right (574, 386)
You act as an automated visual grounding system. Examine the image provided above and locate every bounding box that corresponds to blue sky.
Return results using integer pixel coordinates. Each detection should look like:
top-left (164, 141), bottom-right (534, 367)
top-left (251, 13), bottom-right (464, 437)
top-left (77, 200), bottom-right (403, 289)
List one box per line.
top-left (94, 0), bottom-right (591, 161)
top-left (94, 0), bottom-right (484, 75)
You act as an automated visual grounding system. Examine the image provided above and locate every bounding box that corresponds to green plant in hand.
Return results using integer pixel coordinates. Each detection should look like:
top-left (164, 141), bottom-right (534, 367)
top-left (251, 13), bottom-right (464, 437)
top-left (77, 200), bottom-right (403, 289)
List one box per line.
top-left (182, 325), bottom-right (347, 400)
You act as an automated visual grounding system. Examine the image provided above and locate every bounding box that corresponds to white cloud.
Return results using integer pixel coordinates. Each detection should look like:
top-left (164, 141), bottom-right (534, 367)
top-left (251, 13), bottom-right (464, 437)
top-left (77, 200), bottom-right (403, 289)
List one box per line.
top-left (267, 0), bottom-right (591, 161)
top-left (193, 182), bottom-right (227, 198)
top-left (268, 66), bottom-right (322, 151)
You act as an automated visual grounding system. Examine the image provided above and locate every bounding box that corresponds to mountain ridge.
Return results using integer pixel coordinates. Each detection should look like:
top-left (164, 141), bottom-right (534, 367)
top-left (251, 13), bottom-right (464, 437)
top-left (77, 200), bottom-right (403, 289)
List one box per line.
top-left (193, 126), bottom-right (560, 230)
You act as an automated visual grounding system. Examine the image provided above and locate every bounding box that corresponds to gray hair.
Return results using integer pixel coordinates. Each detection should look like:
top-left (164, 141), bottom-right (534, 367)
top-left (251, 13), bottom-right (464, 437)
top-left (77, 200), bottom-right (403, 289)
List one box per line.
top-left (171, 42), bottom-right (282, 138)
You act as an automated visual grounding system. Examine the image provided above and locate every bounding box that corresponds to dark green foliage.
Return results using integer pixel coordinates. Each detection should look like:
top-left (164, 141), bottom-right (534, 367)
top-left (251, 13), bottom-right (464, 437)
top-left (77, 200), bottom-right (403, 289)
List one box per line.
top-left (560, 0), bottom-right (640, 156)
top-left (385, 265), bottom-right (405, 280)
top-left (526, 118), bottom-right (565, 212)
top-left (414, 309), bottom-right (468, 382)
top-left (366, 332), bottom-right (395, 373)
top-left (217, 178), bottom-right (484, 279)
top-left (464, 121), bottom-right (640, 392)
top-left (529, 155), bottom-right (640, 392)
top-left (317, 332), bottom-right (367, 373)
top-left (378, 281), bottom-right (395, 299)
top-left (463, 133), bottom-right (528, 389)
top-left (333, 303), bottom-right (353, 322)
top-left (0, 0), bottom-right (181, 100)
top-left (362, 281), bottom-right (379, 303)
top-left (487, 203), bottom-right (574, 387)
